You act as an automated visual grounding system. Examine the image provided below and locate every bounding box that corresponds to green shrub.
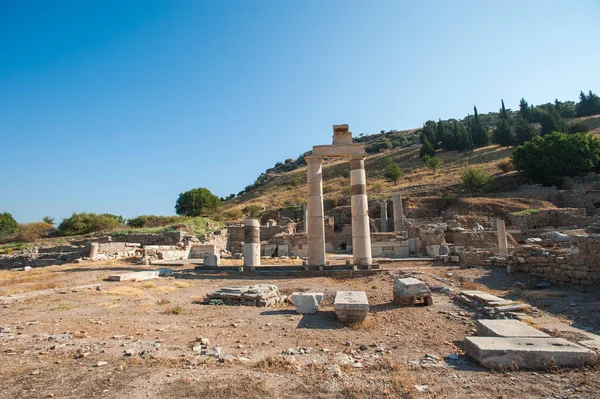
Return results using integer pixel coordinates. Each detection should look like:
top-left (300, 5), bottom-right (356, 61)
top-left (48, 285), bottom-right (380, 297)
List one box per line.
top-left (0, 212), bottom-right (18, 237)
top-left (461, 166), bottom-right (493, 196)
top-left (58, 213), bottom-right (124, 236)
top-left (127, 215), bottom-right (185, 228)
top-left (383, 160), bottom-right (404, 185)
top-left (366, 138), bottom-right (393, 154)
top-left (425, 156), bottom-right (441, 174)
top-left (512, 132), bottom-right (600, 186)
top-left (243, 204), bottom-right (264, 218)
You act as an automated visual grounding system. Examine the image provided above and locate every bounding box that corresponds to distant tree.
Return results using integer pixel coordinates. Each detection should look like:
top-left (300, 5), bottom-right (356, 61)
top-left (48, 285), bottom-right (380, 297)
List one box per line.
top-left (568, 121), bottom-right (589, 134)
top-left (420, 120), bottom-right (439, 149)
top-left (58, 213), bottom-right (123, 236)
top-left (366, 138), bottom-right (393, 153)
top-left (175, 188), bottom-right (221, 216)
top-left (576, 90), bottom-right (600, 117)
top-left (461, 166), bottom-right (493, 196)
top-left (42, 216), bottom-right (55, 225)
top-left (469, 106), bottom-right (490, 147)
top-left (0, 212), bottom-right (18, 237)
top-left (512, 132), bottom-right (600, 186)
top-left (242, 204), bottom-right (264, 218)
top-left (514, 116), bottom-right (537, 145)
top-left (519, 98), bottom-right (531, 121)
top-left (16, 222), bottom-right (57, 242)
top-left (499, 99), bottom-right (509, 120)
top-left (528, 107), bottom-right (546, 124)
top-left (383, 160), bottom-right (404, 185)
top-left (425, 156), bottom-right (441, 174)
top-left (452, 120), bottom-right (473, 152)
top-left (494, 118), bottom-right (517, 147)
top-left (419, 137), bottom-right (436, 159)
top-left (540, 109), bottom-right (566, 136)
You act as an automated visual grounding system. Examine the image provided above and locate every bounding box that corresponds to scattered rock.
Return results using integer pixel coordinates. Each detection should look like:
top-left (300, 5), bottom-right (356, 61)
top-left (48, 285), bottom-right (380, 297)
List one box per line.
top-left (95, 361), bottom-right (108, 367)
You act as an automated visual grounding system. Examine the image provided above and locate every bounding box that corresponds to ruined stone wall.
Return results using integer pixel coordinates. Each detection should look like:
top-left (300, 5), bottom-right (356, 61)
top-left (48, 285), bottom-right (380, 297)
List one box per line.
top-left (508, 208), bottom-right (593, 230)
top-left (107, 231), bottom-right (186, 246)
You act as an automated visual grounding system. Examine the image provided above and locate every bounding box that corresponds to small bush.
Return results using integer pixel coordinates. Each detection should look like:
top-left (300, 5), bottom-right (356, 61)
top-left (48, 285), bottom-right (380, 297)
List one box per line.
top-left (166, 305), bottom-right (183, 315)
top-left (16, 222), bottom-right (57, 242)
top-left (461, 166), bottom-right (493, 196)
top-left (497, 159), bottom-right (514, 173)
top-left (127, 215), bottom-right (186, 228)
top-left (58, 213), bottom-right (124, 236)
top-left (243, 204), bottom-right (264, 218)
top-left (222, 207), bottom-right (244, 221)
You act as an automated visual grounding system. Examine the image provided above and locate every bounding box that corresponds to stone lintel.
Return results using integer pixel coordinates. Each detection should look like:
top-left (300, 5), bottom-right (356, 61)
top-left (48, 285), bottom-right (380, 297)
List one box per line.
top-left (312, 144), bottom-right (366, 158)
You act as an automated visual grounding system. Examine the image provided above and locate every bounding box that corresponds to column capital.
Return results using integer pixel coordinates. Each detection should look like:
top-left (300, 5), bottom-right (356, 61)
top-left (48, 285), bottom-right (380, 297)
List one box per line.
top-left (305, 155), bottom-right (324, 164)
top-left (347, 153), bottom-right (366, 161)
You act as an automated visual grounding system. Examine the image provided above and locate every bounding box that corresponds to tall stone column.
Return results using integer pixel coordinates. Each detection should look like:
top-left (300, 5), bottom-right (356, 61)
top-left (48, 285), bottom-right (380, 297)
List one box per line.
top-left (306, 156), bottom-right (326, 266)
top-left (243, 219), bottom-right (260, 267)
top-left (380, 201), bottom-right (388, 232)
top-left (496, 218), bottom-right (508, 256)
top-left (392, 193), bottom-right (404, 233)
top-left (303, 203), bottom-right (307, 234)
top-left (349, 155), bottom-right (372, 266)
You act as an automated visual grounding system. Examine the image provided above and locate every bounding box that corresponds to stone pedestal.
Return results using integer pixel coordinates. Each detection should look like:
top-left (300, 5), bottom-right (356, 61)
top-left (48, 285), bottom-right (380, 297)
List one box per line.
top-left (392, 193), bottom-right (404, 233)
top-left (243, 219), bottom-right (260, 267)
top-left (497, 219), bottom-right (508, 256)
top-left (290, 292), bottom-right (324, 314)
top-left (349, 155), bottom-right (372, 266)
top-left (380, 202), bottom-right (388, 232)
top-left (334, 291), bottom-right (369, 323)
top-left (203, 253), bottom-right (220, 267)
top-left (306, 156), bottom-right (326, 266)
top-left (89, 242), bottom-right (99, 260)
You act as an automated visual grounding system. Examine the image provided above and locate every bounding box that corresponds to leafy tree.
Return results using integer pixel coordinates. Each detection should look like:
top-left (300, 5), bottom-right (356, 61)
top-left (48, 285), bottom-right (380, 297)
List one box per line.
top-left (420, 120), bottom-right (439, 149)
top-left (514, 116), bottom-right (537, 145)
top-left (436, 119), bottom-right (454, 150)
top-left (512, 132), bottom-right (600, 186)
top-left (461, 166), bottom-right (493, 196)
top-left (419, 136), bottom-right (436, 159)
top-left (58, 213), bottom-right (124, 236)
top-left (576, 90), bottom-right (600, 117)
top-left (452, 120), bottom-right (473, 152)
top-left (243, 204), bottom-right (264, 218)
top-left (519, 98), bottom-right (530, 121)
top-left (366, 138), bottom-right (393, 153)
top-left (425, 156), bottom-right (441, 174)
top-left (528, 107), bottom-right (547, 124)
top-left (0, 212), bottom-right (18, 237)
top-left (175, 187), bottom-right (221, 216)
top-left (16, 222), bottom-right (56, 242)
top-left (42, 216), bottom-right (55, 225)
top-left (540, 109), bottom-right (566, 136)
top-left (499, 99), bottom-right (509, 120)
top-left (383, 160), bottom-right (404, 185)
top-left (469, 106), bottom-right (489, 146)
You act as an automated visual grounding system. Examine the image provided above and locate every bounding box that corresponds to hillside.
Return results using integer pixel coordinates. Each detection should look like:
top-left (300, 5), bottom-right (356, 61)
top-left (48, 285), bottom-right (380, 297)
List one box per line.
top-left (225, 114), bottom-right (600, 216)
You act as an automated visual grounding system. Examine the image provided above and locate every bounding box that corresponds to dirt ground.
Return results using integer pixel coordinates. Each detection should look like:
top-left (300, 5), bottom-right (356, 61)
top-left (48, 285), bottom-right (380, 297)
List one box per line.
top-left (1, 260), bottom-right (599, 399)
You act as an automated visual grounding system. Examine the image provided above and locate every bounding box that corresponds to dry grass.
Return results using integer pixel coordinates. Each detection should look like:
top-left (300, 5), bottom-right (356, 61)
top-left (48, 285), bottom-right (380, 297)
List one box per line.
top-left (141, 282), bottom-right (156, 289)
top-left (155, 286), bottom-right (178, 294)
top-left (174, 281), bottom-right (192, 288)
top-left (51, 302), bottom-right (73, 311)
top-left (254, 356), bottom-right (298, 373)
top-left (348, 315), bottom-right (381, 330)
top-left (159, 376), bottom-right (273, 399)
top-left (461, 281), bottom-right (490, 292)
top-left (101, 286), bottom-right (147, 297)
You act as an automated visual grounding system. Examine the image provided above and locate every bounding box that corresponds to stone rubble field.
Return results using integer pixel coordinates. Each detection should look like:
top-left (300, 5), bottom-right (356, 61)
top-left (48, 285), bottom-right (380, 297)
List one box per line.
top-left (1, 259), bottom-right (600, 399)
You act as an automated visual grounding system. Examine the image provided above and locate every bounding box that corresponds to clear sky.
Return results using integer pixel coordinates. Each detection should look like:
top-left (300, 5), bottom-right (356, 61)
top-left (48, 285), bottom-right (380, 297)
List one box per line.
top-left (1, 0), bottom-right (599, 223)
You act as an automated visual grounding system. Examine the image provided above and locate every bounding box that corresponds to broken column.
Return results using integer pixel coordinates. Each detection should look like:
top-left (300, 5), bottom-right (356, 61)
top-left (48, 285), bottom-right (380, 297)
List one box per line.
top-left (306, 155), bottom-right (326, 266)
top-left (380, 201), bottom-right (388, 232)
top-left (496, 218), bottom-right (508, 256)
top-left (349, 155), bottom-right (372, 266)
top-left (392, 193), bottom-right (404, 233)
top-left (89, 242), bottom-right (99, 260)
top-left (243, 219), bottom-right (260, 267)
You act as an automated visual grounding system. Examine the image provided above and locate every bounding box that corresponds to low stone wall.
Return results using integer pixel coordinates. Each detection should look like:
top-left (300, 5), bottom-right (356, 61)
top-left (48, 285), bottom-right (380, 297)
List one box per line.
top-left (508, 208), bottom-right (593, 230)
top-left (108, 231), bottom-right (186, 246)
top-left (461, 234), bottom-right (600, 286)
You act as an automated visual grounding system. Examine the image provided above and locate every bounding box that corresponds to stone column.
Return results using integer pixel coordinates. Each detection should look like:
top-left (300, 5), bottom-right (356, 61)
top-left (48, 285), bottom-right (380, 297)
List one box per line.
top-left (392, 193), bottom-right (404, 233)
top-left (497, 218), bottom-right (508, 256)
top-left (380, 201), bottom-right (388, 232)
top-left (349, 155), bottom-right (372, 266)
top-left (303, 203), bottom-right (307, 234)
top-left (306, 156), bottom-right (326, 266)
top-left (89, 242), bottom-right (99, 260)
top-left (243, 219), bottom-right (260, 267)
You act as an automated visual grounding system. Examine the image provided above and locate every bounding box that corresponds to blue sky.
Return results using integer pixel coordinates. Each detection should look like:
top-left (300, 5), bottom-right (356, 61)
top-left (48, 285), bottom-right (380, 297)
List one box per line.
top-left (1, 0), bottom-right (599, 223)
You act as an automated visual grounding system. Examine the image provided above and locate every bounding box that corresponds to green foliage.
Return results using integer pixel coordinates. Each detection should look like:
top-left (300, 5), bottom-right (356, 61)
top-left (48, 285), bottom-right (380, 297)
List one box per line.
top-left (16, 222), bottom-right (56, 242)
top-left (175, 187), bottom-right (220, 216)
top-left (567, 121), bottom-right (589, 134)
top-left (511, 208), bottom-right (540, 216)
top-left (468, 106), bottom-right (489, 146)
top-left (576, 90), bottom-right (600, 117)
top-left (127, 215), bottom-right (186, 228)
top-left (366, 138), bottom-right (393, 153)
top-left (420, 120), bottom-right (439, 150)
top-left (425, 156), bottom-right (441, 174)
top-left (243, 204), bottom-right (264, 217)
top-left (383, 160), bottom-right (404, 185)
top-left (512, 132), bottom-right (600, 186)
top-left (540, 109), bottom-right (567, 136)
top-left (461, 166), bottom-right (493, 196)
top-left (0, 212), bottom-right (19, 237)
top-left (452, 120), bottom-right (473, 151)
top-left (58, 213), bottom-right (124, 236)
top-left (514, 116), bottom-right (537, 145)
top-left (519, 98), bottom-right (530, 121)
top-left (493, 118), bottom-right (516, 147)
top-left (419, 137), bottom-right (436, 159)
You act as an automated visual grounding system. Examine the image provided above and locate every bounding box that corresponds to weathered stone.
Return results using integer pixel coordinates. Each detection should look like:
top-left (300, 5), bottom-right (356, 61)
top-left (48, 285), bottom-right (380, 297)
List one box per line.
top-left (476, 320), bottom-right (550, 338)
top-left (334, 291), bottom-right (369, 323)
top-left (549, 232), bottom-right (571, 243)
top-left (203, 253), bottom-right (220, 267)
top-left (290, 292), bottom-right (324, 314)
top-left (107, 271), bottom-right (159, 282)
top-left (464, 337), bottom-right (596, 369)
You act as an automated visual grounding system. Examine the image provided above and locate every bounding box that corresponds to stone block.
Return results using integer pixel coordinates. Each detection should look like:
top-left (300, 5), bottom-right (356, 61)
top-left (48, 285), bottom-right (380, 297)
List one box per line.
top-left (107, 271), bottom-right (159, 282)
top-left (203, 253), bottom-right (220, 267)
top-left (334, 291), bottom-right (369, 323)
top-left (476, 320), bottom-right (549, 338)
top-left (393, 278), bottom-right (433, 306)
top-left (549, 232), bottom-right (571, 243)
top-left (464, 337), bottom-right (596, 369)
top-left (290, 292), bottom-right (324, 314)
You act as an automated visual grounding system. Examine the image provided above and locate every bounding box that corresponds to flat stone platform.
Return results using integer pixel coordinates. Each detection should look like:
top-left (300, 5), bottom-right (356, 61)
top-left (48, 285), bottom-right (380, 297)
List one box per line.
top-left (334, 291), bottom-right (369, 323)
top-left (465, 337), bottom-right (596, 370)
top-left (476, 320), bottom-right (550, 338)
top-left (107, 271), bottom-right (159, 282)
